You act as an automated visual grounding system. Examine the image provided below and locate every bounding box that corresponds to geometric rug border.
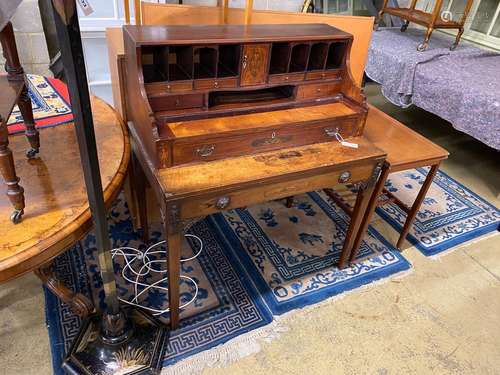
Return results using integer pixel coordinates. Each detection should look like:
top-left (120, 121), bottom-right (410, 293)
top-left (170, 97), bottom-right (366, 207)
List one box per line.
top-left (376, 168), bottom-right (500, 257)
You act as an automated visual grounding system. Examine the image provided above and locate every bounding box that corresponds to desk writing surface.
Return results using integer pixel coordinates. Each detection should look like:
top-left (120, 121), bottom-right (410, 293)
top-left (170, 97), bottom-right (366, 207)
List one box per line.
top-left (168, 102), bottom-right (356, 138)
top-left (365, 105), bottom-right (448, 170)
top-left (158, 137), bottom-right (385, 197)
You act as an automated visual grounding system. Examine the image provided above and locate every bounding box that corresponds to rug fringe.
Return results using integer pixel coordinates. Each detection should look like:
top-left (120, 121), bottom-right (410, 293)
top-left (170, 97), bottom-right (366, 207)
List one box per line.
top-left (161, 321), bottom-right (288, 375)
top-left (162, 267), bottom-right (413, 375)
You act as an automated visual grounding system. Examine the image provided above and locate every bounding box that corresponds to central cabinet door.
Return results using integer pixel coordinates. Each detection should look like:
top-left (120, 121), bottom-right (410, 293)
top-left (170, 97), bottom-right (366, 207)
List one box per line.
top-left (240, 43), bottom-right (270, 86)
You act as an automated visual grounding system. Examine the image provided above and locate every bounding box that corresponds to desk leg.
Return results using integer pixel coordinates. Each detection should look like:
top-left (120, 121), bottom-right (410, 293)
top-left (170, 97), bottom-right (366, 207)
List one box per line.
top-left (338, 165), bottom-right (380, 269)
top-left (396, 164), bottom-right (440, 249)
top-left (349, 163), bottom-right (390, 262)
top-left (131, 152), bottom-right (149, 242)
top-left (163, 206), bottom-right (181, 330)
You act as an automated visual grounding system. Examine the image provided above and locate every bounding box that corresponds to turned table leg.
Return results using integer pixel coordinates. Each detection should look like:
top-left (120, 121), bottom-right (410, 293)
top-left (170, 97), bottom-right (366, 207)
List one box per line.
top-left (0, 22), bottom-right (24, 81)
top-left (396, 164), bottom-right (440, 249)
top-left (338, 162), bottom-right (382, 269)
top-left (35, 262), bottom-right (94, 318)
top-left (163, 204), bottom-right (182, 330)
top-left (17, 86), bottom-right (40, 159)
top-left (0, 119), bottom-right (25, 223)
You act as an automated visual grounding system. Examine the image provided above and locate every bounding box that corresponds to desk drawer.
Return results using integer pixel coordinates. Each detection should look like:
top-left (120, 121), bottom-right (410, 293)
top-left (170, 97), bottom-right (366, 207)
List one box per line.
top-left (148, 94), bottom-right (204, 112)
top-left (194, 78), bottom-right (238, 90)
top-left (268, 72), bottom-right (304, 84)
top-left (296, 82), bottom-right (341, 100)
top-left (178, 162), bottom-right (376, 219)
top-left (171, 116), bottom-right (360, 166)
top-left (145, 81), bottom-right (193, 95)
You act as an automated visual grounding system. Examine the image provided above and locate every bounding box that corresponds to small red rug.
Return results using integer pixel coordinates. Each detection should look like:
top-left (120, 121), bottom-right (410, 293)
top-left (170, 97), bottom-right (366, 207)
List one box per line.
top-left (7, 74), bottom-right (73, 135)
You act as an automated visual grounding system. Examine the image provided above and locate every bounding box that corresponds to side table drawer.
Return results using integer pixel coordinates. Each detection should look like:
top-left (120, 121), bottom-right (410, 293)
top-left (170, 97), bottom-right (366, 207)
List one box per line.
top-left (178, 162), bottom-right (376, 219)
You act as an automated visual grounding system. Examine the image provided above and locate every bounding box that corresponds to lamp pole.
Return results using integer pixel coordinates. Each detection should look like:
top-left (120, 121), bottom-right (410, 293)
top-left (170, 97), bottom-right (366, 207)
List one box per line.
top-left (50, 1), bottom-right (167, 373)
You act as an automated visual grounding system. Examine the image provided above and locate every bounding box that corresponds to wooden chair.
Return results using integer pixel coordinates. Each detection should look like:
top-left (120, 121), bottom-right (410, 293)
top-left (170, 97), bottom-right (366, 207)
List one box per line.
top-left (375, 0), bottom-right (474, 51)
top-left (0, 21), bottom-right (40, 223)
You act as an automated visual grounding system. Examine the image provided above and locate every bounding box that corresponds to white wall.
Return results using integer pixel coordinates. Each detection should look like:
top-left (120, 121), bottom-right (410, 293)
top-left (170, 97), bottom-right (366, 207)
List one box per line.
top-left (0, 0), bottom-right (51, 77)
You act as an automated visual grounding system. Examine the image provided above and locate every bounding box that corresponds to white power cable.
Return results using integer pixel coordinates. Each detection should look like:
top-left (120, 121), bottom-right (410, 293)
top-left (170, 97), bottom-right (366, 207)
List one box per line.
top-left (110, 233), bottom-right (204, 316)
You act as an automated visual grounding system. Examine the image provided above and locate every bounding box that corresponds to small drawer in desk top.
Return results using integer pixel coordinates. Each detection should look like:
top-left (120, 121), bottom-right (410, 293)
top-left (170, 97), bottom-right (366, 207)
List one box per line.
top-left (176, 161), bottom-right (377, 220)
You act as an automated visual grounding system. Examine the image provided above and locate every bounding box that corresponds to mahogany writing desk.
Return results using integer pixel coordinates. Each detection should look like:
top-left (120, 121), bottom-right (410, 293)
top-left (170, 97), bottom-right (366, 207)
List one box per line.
top-left (129, 126), bottom-right (385, 329)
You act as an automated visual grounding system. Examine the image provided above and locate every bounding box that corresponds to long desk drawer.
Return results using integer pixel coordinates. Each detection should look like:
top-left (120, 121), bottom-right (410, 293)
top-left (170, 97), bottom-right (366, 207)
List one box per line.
top-left (170, 116), bottom-right (360, 166)
top-left (177, 161), bottom-right (376, 219)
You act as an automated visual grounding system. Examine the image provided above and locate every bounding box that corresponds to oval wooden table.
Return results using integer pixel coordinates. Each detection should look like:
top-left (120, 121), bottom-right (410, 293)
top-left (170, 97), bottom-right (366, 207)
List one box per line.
top-left (0, 96), bottom-right (129, 317)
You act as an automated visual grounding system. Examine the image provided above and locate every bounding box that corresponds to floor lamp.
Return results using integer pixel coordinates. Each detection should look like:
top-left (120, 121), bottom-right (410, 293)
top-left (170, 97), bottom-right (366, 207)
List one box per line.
top-left (50, 1), bottom-right (168, 373)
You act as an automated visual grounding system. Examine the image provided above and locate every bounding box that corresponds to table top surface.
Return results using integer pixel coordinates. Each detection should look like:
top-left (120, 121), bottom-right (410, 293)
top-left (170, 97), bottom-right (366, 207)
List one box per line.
top-left (0, 96), bottom-right (129, 283)
top-left (156, 136), bottom-right (385, 200)
top-left (364, 105), bottom-right (449, 171)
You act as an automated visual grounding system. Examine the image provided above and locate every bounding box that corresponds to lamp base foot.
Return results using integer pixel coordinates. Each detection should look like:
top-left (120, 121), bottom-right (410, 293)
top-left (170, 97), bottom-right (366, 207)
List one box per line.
top-left (62, 308), bottom-right (169, 375)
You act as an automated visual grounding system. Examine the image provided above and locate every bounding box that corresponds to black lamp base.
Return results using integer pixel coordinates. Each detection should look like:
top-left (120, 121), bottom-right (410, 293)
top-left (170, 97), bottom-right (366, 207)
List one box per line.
top-left (62, 308), bottom-right (169, 375)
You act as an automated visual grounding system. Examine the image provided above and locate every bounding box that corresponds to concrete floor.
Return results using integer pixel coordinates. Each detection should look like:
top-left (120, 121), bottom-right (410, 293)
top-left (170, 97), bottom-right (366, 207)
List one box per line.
top-left (0, 83), bottom-right (498, 374)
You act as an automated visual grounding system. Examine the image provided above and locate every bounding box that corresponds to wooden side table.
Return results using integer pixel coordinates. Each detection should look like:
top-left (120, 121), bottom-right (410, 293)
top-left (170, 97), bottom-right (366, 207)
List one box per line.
top-left (0, 21), bottom-right (40, 223)
top-left (129, 125), bottom-right (386, 329)
top-left (343, 105), bottom-right (448, 261)
top-left (0, 97), bottom-right (129, 319)
top-left (375, 0), bottom-right (474, 51)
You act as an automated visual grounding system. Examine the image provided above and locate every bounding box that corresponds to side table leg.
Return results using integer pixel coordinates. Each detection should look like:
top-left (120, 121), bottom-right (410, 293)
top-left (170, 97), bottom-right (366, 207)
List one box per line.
top-left (18, 85), bottom-right (40, 159)
top-left (35, 262), bottom-right (94, 318)
top-left (349, 163), bottom-right (390, 262)
top-left (0, 120), bottom-right (25, 223)
top-left (163, 205), bottom-right (182, 330)
top-left (396, 164), bottom-right (440, 249)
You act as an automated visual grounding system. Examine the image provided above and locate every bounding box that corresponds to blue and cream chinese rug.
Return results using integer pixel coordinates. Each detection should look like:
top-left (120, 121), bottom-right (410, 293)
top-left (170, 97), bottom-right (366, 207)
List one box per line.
top-left (45, 165), bottom-right (499, 374)
top-left (45, 192), bottom-right (411, 374)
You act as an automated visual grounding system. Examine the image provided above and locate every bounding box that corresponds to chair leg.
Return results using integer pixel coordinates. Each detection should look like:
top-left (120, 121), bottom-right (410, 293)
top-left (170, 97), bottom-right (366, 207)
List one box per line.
top-left (0, 121), bottom-right (25, 223)
top-left (285, 196), bottom-right (294, 208)
top-left (0, 22), bottom-right (24, 81)
top-left (17, 85), bottom-right (40, 159)
top-left (417, 27), bottom-right (434, 51)
top-left (450, 27), bottom-right (464, 50)
top-left (396, 164), bottom-right (440, 249)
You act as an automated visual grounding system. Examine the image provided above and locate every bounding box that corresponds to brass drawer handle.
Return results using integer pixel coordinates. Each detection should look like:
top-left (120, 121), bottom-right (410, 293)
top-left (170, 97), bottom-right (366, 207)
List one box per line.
top-left (195, 144), bottom-right (215, 157)
top-left (214, 81), bottom-right (219, 88)
top-left (338, 171), bottom-right (351, 183)
top-left (215, 196), bottom-right (231, 210)
top-left (242, 55), bottom-right (248, 69)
